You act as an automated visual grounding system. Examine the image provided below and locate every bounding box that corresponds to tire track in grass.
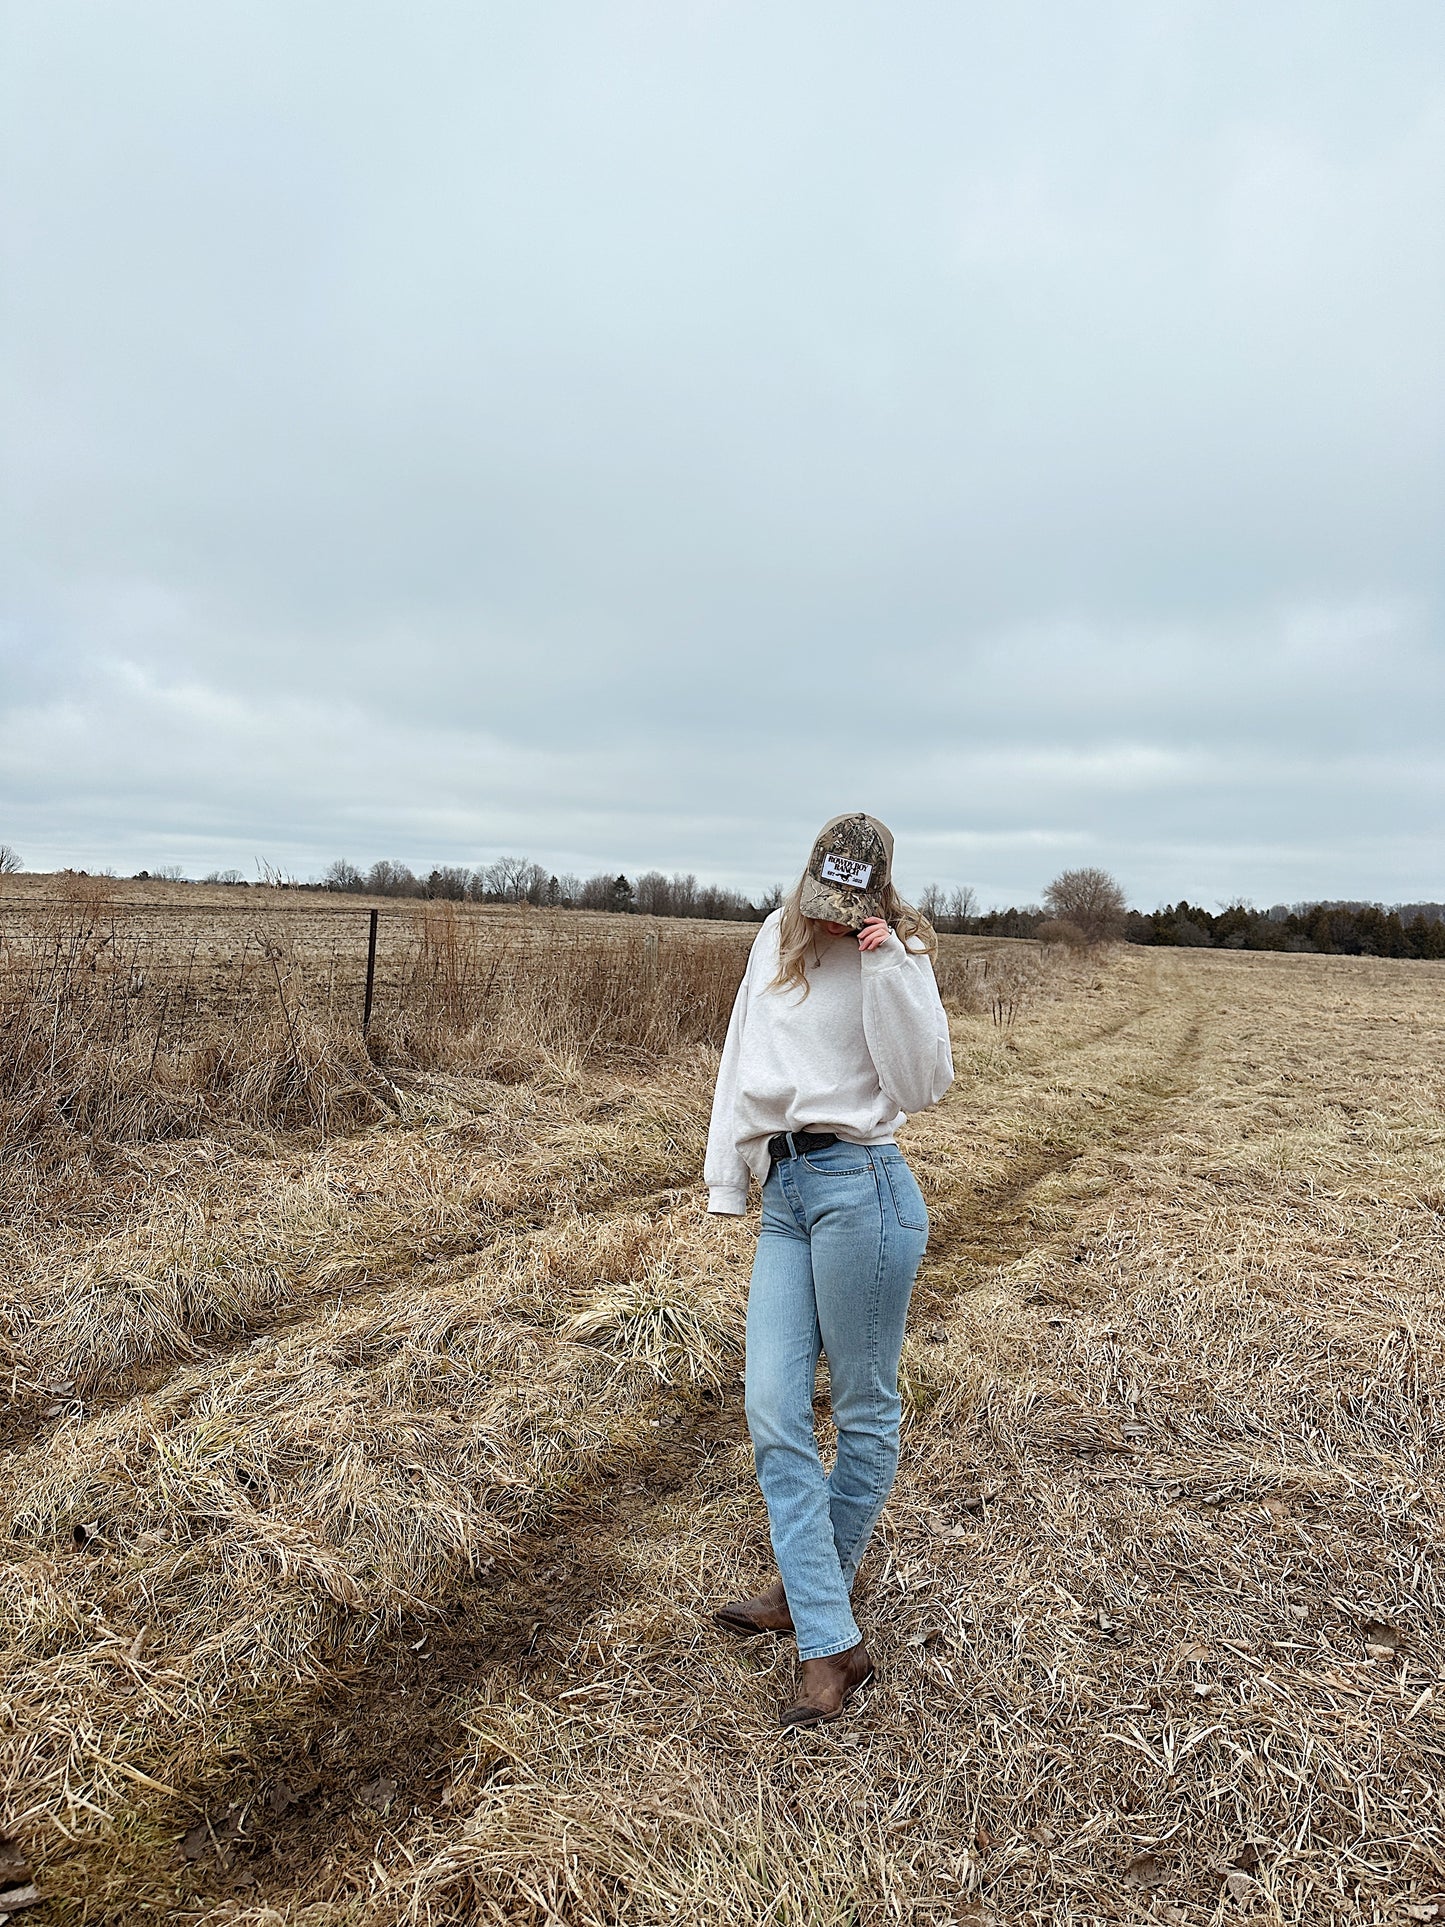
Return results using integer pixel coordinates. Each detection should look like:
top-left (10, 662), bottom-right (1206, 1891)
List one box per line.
top-left (918, 1003), bottom-right (1204, 1297)
top-left (87, 1382), bottom-right (743, 1922)
top-left (57, 979), bottom-right (1210, 1921)
top-left (0, 1144), bottom-right (703, 1461)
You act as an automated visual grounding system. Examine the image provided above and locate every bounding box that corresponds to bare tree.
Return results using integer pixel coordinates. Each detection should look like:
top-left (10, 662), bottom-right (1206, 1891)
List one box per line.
top-left (366, 859), bottom-right (421, 897)
top-left (696, 882), bottom-right (754, 920)
top-left (919, 883), bottom-right (976, 932)
top-left (947, 885), bottom-right (978, 931)
top-left (634, 870), bottom-right (672, 916)
top-left (322, 859), bottom-right (365, 892)
top-left (481, 855), bottom-right (534, 901)
top-left (1042, 867), bottom-right (1127, 944)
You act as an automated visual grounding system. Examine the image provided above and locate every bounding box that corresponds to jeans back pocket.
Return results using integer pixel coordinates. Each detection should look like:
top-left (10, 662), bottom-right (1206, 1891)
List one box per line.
top-left (882, 1156), bottom-right (929, 1232)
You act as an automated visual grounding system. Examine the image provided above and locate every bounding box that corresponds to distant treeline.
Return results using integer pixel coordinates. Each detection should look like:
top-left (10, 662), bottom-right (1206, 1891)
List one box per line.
top-left (1128, 900), bottom-right (1445, 957)
top-left (315, 867), bottom-right (1445, 958)
top-left (86, 855), bottom-right (1445, 958)
top-left (315, 857), bottom-right (774, 922)
top-left (969, 899), bottom-right (1445, 958)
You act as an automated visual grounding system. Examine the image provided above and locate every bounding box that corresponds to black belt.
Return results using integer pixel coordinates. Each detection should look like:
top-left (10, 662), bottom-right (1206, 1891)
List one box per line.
top-left (767, 1130), bottom-right (839, 1163)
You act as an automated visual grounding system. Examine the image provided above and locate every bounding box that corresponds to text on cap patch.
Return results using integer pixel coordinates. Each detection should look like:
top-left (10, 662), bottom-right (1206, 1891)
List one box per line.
top-left (820, 854), bottom-right (873, 889)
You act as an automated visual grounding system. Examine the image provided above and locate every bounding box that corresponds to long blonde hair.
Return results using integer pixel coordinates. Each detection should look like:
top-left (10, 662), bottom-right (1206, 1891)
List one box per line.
top-left (767, 879), bottom-right (937, 998)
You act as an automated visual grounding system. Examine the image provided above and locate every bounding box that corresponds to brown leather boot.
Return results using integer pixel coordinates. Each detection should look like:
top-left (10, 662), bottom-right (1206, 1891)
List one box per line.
top-left (712, 1574), bottom-right (794, 1638)
top-left (779, 1639), bottom-right (875, 1728)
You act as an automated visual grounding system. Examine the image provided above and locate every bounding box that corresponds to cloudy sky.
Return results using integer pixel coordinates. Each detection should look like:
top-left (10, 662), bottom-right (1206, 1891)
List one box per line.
top-left (3, 2), bottom-right (1442, 909)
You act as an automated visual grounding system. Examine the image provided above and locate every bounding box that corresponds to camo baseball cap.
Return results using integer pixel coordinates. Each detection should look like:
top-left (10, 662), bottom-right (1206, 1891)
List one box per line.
top-left (798, 812), bottom-right (894, 929)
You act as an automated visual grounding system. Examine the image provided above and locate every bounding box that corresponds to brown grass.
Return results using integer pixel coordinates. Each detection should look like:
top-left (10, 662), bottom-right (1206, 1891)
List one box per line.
top-left (0, 893), bottom-right (757, 1219)
top-left (3, 929), bottom-right (1439, 1924)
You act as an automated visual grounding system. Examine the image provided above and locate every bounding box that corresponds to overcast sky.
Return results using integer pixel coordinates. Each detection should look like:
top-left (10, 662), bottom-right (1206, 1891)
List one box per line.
top-left (3, 2), bottom-right (1442, 909)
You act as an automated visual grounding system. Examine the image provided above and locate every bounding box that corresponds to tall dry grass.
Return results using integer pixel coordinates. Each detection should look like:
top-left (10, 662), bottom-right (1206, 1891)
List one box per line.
top-left (377, 902), bottom-right (749, 1069)
top-left (0, 897), bottom-right (755, 1215)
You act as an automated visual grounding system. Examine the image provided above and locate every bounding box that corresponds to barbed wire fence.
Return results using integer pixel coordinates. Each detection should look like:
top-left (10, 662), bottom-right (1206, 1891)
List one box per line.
top-left (0, 895), bottom-right (767, 1067)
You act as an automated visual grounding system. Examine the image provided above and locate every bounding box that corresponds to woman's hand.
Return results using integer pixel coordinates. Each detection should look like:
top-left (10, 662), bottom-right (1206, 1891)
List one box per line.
top-left (856, 918), bottom-right (891, 952)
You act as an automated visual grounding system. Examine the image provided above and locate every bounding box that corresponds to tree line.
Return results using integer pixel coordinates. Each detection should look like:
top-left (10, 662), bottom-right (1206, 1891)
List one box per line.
top-left (1125, 899), bottom-right (1445, 959)
top-left (322, 861), bottom-right (993, 928)
top-left (966, 875), bottom-right (1445, 959)
top-left (319, 857), bottom-right (774, 922)
top-left (7, 844), bottom-right (1442, 957)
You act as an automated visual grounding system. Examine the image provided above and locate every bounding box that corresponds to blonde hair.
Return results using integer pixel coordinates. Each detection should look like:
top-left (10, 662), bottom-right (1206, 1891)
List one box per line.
top-left (767, 878), bottom-right (937, 998)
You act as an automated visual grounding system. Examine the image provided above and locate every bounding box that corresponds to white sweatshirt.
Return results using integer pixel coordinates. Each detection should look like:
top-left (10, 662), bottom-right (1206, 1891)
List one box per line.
top-left (704, 911), bottom-right (955, 1215)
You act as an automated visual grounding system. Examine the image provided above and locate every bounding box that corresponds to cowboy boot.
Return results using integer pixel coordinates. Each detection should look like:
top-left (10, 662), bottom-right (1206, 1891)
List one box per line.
top-left (712, 1573), bottom-right (794, 1638)
top-left (779, 1639), bottom-right (874, 1728)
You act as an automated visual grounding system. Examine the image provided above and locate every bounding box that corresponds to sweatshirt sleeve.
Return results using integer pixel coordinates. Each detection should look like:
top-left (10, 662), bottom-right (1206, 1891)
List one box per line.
top-left (703, 962), bottom-right (753, 1215)
top-left (859, 931), bottom-right (955, 1116)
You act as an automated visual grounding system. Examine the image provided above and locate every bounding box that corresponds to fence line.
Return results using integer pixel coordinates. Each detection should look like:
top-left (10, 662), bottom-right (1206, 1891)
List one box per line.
top-left (0, 895), bottom-right (765, 922)
top-left (0, 891), bottom-right (1036, 1085)
top-left (0, 896), bottom-right (763, 1062)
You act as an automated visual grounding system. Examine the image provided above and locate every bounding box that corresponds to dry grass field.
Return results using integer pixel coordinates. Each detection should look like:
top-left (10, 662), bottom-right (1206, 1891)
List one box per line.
top-left (1, 911), bottom-right (1442, 1926)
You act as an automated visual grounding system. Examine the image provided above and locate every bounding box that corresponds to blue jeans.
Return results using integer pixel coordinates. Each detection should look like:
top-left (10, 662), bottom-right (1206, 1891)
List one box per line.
top-left (743, 1139), bottom-right (930, 1661)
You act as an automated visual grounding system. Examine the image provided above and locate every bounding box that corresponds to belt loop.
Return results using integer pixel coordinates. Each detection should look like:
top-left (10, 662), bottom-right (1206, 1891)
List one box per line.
top-left (785, 1131), bottom-right (797, 1159)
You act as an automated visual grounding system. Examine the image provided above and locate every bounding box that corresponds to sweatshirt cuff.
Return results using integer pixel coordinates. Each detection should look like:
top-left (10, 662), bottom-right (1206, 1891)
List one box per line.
top-left (860, 929), bottom-right (908, 970)
top-left (707, 1185), bottom-right (749, 1216)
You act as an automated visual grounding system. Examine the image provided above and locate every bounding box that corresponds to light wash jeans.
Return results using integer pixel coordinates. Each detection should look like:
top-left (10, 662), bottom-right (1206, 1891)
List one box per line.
top-left (743, 1138), bottom-right (930, 1661)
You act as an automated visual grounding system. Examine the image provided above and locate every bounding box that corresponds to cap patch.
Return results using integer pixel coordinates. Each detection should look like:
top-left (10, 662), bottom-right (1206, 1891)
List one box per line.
top-left (820, 854), bottom-right (873, 889)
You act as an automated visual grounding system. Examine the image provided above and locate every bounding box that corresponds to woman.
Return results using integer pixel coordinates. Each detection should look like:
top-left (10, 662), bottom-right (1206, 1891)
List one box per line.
top-left (704, 811), bottom-right (954, 1727)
